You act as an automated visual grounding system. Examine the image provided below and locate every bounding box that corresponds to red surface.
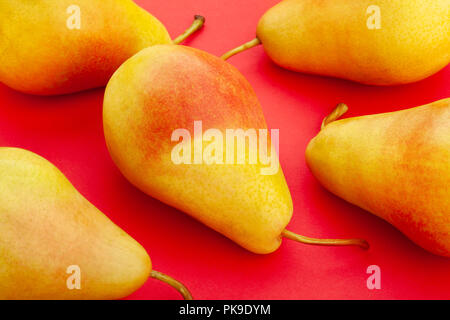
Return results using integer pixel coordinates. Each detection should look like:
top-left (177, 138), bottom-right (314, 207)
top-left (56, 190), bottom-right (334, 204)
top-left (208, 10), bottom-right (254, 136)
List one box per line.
top-left (1, 0), bottom-right (449, 300)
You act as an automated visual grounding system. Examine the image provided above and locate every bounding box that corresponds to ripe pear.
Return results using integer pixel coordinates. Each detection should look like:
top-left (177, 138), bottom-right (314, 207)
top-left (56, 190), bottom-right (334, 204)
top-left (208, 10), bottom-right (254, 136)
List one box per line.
top-left (222, 0), bottom-right (450, 85)
top-left (0, 147), bottom-right (192, 300)
top-left (103, 44), bottom-right (368, 254)
top-left (306, 98), bottom-right (450, 257)
top-left (0, 0), bottom-right (204, 95)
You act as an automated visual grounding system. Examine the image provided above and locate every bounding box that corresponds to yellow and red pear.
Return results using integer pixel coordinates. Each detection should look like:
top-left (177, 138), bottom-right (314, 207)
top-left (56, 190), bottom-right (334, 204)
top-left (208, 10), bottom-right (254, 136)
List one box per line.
top-left (0, 0), bottom-right (204, 95)
top-left (0, 147), bottom-right (192, 299)
top-left (306, 99), bottom-right (450, 257)
top-left (103, 44), bottom-right (368, 254)
top-left (222, 0), bottom-right (450, 85)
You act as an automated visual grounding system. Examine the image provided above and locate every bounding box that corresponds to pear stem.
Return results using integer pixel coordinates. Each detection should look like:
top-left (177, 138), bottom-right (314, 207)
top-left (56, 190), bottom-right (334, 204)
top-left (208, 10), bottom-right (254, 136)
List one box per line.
top-left (221, 38), bottom-right (262, 60)
top-left (282, 229), bottom-right (369, 250)
top-left (291, 103), bottom-right (368, 250)
top-left (150, 270), bottom-right (193, 300)
top-left (321, 103), bottom-right (349, 130)
top-left (172, 15), bottom-right (206, 45)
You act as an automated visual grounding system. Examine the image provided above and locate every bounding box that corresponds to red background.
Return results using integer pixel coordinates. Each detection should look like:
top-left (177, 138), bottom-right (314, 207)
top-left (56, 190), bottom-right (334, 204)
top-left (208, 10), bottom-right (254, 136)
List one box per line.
top-left (1, 0), bottom-right (449, 299)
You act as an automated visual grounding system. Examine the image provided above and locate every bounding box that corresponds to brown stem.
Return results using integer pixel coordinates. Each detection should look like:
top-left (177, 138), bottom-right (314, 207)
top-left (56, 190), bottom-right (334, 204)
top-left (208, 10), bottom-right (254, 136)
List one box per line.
top-left (321, 103), bottom-right (348, 130)
top-left (284, 103), bottom-right (368, 250)
top-left (173, 15), bottom-right (206, 45)
top-left (282, 229), bottom-right (369, 250)
top-left (150, 270), bottom-right (193, 300)
top-left (221, 38), bottom-right (262, 60)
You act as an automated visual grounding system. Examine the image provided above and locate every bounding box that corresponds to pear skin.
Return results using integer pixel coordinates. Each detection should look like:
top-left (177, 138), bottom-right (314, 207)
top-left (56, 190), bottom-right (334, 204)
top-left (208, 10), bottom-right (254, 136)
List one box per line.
top-left (223, 0), bottom-right (450, 85)
top-left (104, 44), bottom-right (369, 254)
top-left (0, 0), bottom-right (180, 95)
top-left (104, 44), bottom-right (293, 254)
top-left (306, 98), bottom-right (450, 257)
top-left (0, 147), bottom-right (151, 299)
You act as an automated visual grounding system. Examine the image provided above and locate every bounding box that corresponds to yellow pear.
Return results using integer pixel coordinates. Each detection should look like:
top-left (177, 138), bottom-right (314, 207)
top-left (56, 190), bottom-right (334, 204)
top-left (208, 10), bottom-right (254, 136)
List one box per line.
top-left (306, 98), bottom-right (450, 257)
top-left (0, 147), bottom-right (192, 299)
top-left (0, 0), bottom-right (204, 95)
top-left (103, 44), bottom-right (368, 254)
top-left (222, 0), bottom-right (450, 85)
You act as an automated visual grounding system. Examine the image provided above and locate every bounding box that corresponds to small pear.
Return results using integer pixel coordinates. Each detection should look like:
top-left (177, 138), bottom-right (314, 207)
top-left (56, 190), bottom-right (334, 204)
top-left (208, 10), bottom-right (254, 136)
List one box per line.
top-left (222, 0), bottom-right (450, 85)
top-left (103, 44), bottom-right (368, 254)
top-left (0, 0), bottom-right (204, 95)
top-left (0, 147), bottom-right (192, 299)
top-left (306, 99), bottom-right (450, 257)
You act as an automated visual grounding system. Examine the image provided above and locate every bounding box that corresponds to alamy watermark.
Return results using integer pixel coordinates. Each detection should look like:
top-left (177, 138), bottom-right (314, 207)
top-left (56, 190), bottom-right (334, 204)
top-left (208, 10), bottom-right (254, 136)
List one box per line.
top-left (366, 265), bottom-right (381, 290)
top-left (366, 5), bottom-right (381, 30)
top-left (66, 5), bottom-right (81, 30)
top-left (171, 121), bottom-right (280, 175)
top-left (66, 265), bottom-right (81, 290)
